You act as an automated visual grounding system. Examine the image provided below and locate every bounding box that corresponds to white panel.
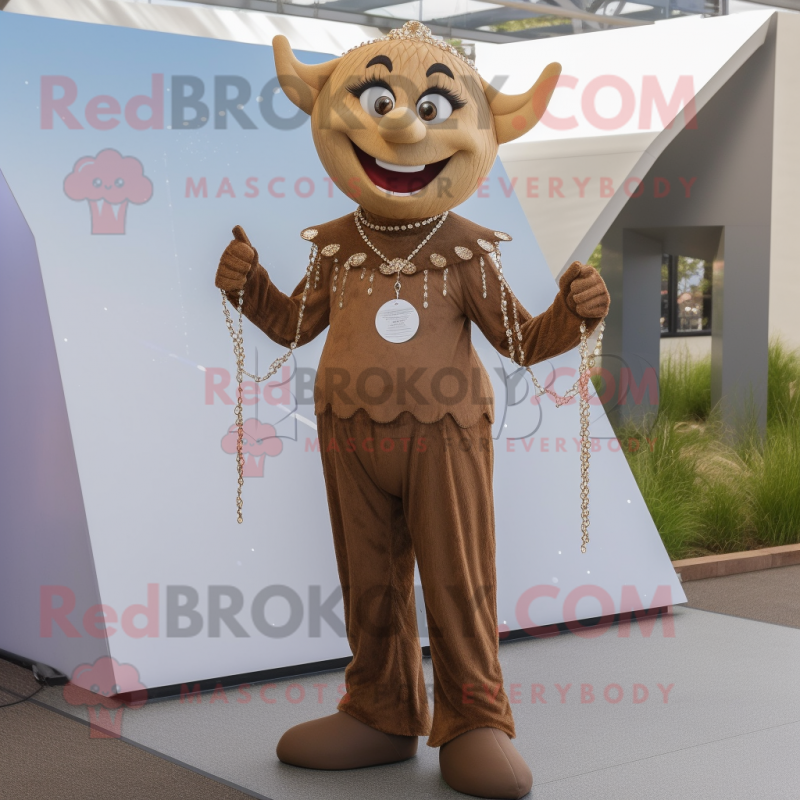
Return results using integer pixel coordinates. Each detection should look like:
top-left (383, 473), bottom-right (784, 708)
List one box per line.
top-left (0, 12), bottom-right (684, 693)
top-left (0, 167), bottom-right (110, 678)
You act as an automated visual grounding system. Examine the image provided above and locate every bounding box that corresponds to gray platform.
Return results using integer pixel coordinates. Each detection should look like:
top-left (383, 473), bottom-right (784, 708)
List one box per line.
top-left (31, 606), bottom-right (800, 799)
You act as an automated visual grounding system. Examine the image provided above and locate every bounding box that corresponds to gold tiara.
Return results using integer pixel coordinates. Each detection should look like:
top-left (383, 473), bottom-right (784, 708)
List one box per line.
top-left (342, 20), bottom-right (477, 71)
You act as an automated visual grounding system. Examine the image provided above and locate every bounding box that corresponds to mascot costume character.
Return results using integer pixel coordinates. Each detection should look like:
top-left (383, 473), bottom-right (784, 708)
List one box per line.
top-left (214, 21), bottom-right (610, 799)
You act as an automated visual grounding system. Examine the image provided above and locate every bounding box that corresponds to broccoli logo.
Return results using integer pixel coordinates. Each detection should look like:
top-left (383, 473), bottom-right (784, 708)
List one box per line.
top-left (62, 657), bottom-right (147, 738)
top-left (221, 418), bottom-right (283, 477)
top-left (64, 148), bottom-right (153, 235)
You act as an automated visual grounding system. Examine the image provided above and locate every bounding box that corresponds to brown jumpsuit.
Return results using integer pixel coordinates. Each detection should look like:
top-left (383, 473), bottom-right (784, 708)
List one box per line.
top-left (229, 209), bottom-right (597, 748)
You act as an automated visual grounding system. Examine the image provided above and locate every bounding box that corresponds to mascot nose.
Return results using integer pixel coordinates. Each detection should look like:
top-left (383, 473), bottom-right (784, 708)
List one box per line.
top-left (377, 108), bottom-right (427, 144)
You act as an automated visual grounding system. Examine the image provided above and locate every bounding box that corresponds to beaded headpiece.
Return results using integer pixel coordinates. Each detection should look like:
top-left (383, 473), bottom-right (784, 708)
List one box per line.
top-left (342, 20), bottom-right (477, 72)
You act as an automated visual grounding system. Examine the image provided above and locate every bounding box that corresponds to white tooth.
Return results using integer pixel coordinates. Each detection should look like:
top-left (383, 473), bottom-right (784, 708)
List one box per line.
top-left (376, 186), bottom-right (425, 197)
top-left (376, 159), bottom-right (425, 173)
top-left (97, 198), bottom-right (105, 214)
top-left (111, 202), bottom-right (123, 220)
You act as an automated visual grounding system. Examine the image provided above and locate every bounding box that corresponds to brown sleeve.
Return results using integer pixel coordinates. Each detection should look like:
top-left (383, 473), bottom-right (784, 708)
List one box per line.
top-left (222, 249), bottom-right (330, 349)
top-left (457, 252), bottom-right (601, 367)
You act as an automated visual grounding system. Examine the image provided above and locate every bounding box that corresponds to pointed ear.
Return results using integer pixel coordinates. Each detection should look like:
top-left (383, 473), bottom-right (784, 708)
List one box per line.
top-left (272, 35), bottom-right (340, 115)
top-left (481, 63), bottom-right (562, 145)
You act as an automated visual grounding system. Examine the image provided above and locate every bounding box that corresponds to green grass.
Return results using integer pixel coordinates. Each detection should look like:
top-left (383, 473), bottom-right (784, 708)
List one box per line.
top-left (658, 348), bottom-right (712, 422)
top-left (612, 340), bottom-right (800, 560)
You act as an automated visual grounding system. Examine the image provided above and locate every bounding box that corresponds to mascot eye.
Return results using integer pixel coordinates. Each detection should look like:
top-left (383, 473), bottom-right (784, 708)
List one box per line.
top-left (115, 178), bottom-right (125, 188)
top-left (92, 178), bottom-right (102, 188)
top-left (359, 85), bottom-right (395, 117)
top-left (416, 93), bottom-right (454, 124)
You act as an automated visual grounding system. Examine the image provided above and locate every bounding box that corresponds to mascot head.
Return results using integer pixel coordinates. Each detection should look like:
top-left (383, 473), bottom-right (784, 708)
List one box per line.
top-left (273, 21), bottom-right (561, 220)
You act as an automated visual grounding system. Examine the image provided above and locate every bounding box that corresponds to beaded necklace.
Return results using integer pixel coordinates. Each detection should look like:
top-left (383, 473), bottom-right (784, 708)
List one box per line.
top-left (357, 209), bottom-right (443, 232)
top-left (354, 207), bottom-right (448, 299)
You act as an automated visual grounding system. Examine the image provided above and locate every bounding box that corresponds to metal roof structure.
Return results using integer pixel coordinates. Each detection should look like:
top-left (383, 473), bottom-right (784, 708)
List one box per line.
top-left (1, 0), bottom-right (726, 44)
top-left (184, 0), bottom-right (726, 44)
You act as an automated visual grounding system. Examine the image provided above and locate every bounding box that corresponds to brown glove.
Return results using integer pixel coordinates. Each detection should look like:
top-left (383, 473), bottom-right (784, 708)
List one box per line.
top-left (559, 261), bottom-right (610, 319)
top-left (215, 225), bottom-right (259, 294)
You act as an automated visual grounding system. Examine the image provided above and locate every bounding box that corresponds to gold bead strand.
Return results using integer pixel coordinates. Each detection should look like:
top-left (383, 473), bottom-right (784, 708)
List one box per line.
top-left (231, 290), bottom-right (245, 524)
top-left (578, 324), bottom-right (592, 553)
top-left (480, 256), bottom-right (487, 299)
top-left (483, 248), bottom-right (604, 551)
top-left (339, 263), bottom-right (351, 309)
top-left (495, 249), bottom-right (522, 343)
top-left (491, 252), bottom-right (516, 362)
top-left (220, 243), bottom-right (318, 523)
top-left (423, 269), bottom-right (429, 309)
top-left (498, 276), bottom-right (515, 363)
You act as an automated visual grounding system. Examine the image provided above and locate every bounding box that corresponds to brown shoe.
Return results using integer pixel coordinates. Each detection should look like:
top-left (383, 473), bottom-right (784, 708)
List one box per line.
top-left (439, 728), bottom-right (533, 799)
top-left (276, 710), bottom-right (418, 770)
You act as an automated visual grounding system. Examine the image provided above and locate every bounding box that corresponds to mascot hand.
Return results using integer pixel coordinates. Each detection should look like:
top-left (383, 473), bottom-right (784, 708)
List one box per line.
top-left (559, 262), bottom-right (610, 319)
top-left (215, 225), bottom-right (259, 293)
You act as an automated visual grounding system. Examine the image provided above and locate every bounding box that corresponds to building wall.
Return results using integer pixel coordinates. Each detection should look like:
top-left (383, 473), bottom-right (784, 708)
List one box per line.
top-left (769, 13), bottom-right (800, 352)
top-left (661, 336), bottom-right (712, 360)
top-left (604, 17), bottom-right (778, 428)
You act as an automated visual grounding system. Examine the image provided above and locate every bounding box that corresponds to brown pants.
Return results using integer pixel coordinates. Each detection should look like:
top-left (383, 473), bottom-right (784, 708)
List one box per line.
top-left (317, 408), bottom-right (515, 748)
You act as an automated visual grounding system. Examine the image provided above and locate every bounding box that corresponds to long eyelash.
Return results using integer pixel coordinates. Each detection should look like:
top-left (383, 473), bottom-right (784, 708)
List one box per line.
top-left (347, 77), bottom-right (393, 98)
top-left (346, 78), bottom-right (466, 110)
top-left (419, 85), bottom-right (467, 109)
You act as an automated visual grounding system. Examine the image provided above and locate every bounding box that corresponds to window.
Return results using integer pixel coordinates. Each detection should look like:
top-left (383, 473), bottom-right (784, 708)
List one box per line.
top-left (660, 254), bottom-right (711, 336)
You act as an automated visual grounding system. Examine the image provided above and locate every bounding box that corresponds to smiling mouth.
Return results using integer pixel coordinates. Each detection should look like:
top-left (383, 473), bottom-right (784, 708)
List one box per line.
top-left (353, 144), bottom-right (450, 196)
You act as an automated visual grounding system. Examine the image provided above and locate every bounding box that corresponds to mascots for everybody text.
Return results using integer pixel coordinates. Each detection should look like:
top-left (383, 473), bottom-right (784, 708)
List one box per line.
top-left (214, 21), bottom-right (610, 799)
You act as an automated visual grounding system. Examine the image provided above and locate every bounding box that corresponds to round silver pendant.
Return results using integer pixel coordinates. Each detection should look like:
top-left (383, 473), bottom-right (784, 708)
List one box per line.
top-left (375, 299), bottom-right (419, 344)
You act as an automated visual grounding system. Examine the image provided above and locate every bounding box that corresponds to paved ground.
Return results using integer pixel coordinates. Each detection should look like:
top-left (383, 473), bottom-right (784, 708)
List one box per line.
top-left (0, 657), bottom-right (254, 800)
top-left (2, 565), bottom-right (798, 800)
top-left (680, 564), bottom-right (800, 629)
